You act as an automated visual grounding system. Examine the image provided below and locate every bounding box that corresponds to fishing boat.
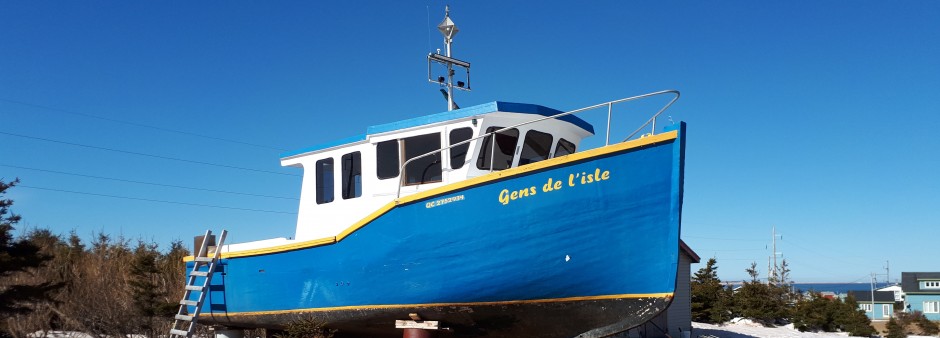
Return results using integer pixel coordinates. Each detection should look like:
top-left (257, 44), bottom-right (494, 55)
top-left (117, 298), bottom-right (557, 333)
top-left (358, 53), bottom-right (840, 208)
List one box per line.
top-left (176, 8), bottom-right (686, 338)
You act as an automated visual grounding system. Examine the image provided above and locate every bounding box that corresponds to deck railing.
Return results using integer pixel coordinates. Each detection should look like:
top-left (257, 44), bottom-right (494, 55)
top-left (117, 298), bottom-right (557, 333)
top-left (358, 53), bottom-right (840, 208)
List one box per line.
top-left (396, 89), bottom-right (680, 199)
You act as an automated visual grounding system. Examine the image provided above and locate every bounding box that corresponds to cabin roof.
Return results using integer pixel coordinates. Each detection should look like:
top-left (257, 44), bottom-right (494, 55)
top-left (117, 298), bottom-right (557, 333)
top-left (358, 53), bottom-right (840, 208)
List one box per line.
top-left (849, 290), bottom-right (896, 303)
top-left (679, 240), bottom-right (700, 263)
top-left (280, 101), bottom-right (595, 159)
top-left (902, 272), bottom-right (940, 293)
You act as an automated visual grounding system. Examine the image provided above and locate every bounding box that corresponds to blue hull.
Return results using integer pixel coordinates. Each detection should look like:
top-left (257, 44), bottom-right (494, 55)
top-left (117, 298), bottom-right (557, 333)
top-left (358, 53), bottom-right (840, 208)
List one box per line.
top-left (188, 123), bottom-right (686, 337)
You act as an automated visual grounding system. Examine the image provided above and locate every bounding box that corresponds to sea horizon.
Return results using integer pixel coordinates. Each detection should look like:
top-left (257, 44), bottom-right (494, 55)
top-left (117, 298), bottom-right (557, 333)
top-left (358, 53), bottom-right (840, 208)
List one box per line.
top-left (719, 281), bottom-right (893, 294)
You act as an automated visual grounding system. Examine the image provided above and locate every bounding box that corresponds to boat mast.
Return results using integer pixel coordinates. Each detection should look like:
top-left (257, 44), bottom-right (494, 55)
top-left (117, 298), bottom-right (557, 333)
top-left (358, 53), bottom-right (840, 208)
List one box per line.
top-left (428, 5), bottom-right (471, 111)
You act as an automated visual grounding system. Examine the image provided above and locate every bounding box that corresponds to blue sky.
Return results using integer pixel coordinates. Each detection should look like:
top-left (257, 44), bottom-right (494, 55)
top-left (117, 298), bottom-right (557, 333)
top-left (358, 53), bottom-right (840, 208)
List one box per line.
top-left (1, 2), bottom-right (937, 283)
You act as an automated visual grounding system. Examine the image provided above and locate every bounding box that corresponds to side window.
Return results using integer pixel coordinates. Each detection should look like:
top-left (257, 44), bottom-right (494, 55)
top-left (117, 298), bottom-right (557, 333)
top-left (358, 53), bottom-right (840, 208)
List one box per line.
top-left (315, 158), bottom-right (334, 204)
top-left (518, 130), bottom-right (553, 166)
top-left (341, 152), bottom-right (361, 199)
top-left (554, 138), bottom-right (576, 157)
top-left (449, 127), bottom-right (473, 169)
top-left (376, 140), bottom-right (399, 179)
top-left (476, 127), bottom-right (519, 171)
top-left (403, 133), bottom-right (442, 185)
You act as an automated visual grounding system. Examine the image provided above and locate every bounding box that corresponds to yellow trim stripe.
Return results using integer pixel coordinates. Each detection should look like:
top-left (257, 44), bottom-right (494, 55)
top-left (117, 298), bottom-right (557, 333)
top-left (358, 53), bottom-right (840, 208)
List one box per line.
top-left (336, 202), bottom-right (395, 242)
top-left (204, 292), bottom-right (674, 317)
top-left (183, 130), bottom-right (678, 261)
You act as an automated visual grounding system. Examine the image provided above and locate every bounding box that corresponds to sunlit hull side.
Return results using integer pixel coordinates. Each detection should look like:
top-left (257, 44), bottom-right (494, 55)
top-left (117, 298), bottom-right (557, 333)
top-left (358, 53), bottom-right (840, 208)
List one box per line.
top-left (187, 123), bottom-right (686, 338)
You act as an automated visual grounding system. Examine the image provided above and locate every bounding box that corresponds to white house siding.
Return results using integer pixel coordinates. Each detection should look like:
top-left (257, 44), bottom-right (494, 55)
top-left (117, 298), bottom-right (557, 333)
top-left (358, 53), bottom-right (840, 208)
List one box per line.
top-left (667, 249), bottom-right (693, 337)
top-left (620, 242), bottom-right (696, 338)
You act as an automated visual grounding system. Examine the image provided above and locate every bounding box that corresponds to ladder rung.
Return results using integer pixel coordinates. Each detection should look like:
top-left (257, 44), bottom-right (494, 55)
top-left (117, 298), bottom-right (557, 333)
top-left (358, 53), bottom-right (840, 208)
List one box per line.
top-left (190, 271), bottom-right (209, 277)
top-left (169, 329), bottom-right (190, 336)
top-left (175, 314), bottom-right (193, 321)
top-left (185, 285), bottom-right (203, 291)
top-left (180, 300), bottom-right (198, 306)
top-left (194, 256), bottom-right (214, 262)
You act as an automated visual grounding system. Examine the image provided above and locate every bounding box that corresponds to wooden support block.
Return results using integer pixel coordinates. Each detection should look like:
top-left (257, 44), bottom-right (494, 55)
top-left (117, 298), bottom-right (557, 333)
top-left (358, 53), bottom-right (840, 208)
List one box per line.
top-left (395, 320), bottom-right (439, 330)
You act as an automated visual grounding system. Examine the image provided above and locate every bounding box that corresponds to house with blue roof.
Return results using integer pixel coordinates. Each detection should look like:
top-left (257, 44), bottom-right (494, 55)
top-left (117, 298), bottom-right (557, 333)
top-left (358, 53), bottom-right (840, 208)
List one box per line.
top-left (902, 272), bottom-right (940, 320)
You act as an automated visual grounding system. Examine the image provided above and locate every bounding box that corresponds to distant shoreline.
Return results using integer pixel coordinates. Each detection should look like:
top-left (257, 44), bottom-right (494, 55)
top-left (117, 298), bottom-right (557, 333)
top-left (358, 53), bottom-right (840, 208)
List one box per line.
top-left (720, 282), bottom-right (892, 294)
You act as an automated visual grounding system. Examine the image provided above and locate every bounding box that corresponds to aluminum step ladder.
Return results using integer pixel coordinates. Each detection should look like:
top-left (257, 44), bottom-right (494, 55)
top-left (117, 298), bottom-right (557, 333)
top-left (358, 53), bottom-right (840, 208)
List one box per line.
top-left (169, 229), bottom-right (227, 338)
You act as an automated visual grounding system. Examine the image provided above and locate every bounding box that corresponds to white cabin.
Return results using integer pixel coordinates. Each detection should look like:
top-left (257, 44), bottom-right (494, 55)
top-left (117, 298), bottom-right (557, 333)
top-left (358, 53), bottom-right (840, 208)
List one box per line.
top-left (278, 101), bottom-right (594, 241)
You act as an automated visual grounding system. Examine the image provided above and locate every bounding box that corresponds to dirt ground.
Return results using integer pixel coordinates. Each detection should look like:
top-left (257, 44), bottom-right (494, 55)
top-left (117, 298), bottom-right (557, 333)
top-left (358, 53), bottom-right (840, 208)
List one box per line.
top-left (871, 321), bottom-right (887, 335)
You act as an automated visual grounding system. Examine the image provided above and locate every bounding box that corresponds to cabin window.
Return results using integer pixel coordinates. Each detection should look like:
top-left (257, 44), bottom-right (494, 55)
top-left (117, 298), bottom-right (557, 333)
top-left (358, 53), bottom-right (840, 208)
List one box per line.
top-left (476, 127), bottom-right (519, 171)
top-left (449, 127), bottom-right (473, 169)
top-left (341, 152), bottom-right (361, 199)
top-left (402, 133), bottom-right (442, 185)
top-left (518, 130), bottom-right (553, 166)
top-left (315, 158), bottom-right (334, 204)
top-left (554, 138), bottom-right (576, 157)
top-left (924, 281), bottom-right (940, 289)
top-left (925, 301), bottom-right (940, 313)
top-left (376, 140), bottom-right (399, 179)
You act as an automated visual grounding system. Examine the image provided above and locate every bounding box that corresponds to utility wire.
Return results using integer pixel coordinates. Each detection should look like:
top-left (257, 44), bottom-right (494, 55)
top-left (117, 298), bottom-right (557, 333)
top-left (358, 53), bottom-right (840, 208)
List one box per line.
top-left (0, 164), bottom-right (298, 200)
top-left (19, 185), bottom-right (296, 214)
top-left (780, 237), bottom-right (867, 267)
top-left (0, 131), bottom-right (300, 177)
top-left (0, 99), bottom-right (287, 151)
top-left (779, 257), bottom-right (841, 277)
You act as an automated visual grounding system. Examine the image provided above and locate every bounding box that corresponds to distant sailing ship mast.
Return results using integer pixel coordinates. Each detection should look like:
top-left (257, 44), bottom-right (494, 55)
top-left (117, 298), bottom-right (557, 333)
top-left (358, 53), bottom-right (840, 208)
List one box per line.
top-left (428, 6), bottom-right (471, 111)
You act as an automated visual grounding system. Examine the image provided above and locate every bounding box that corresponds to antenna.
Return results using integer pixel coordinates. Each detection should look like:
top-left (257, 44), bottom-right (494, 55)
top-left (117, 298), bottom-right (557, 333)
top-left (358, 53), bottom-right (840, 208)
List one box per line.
top-left (885, 260), bottom-right (890, 285)
top-left (768, 225), bottom-right (783, 284)
top-left (427, 5), bottom-right (471, 111)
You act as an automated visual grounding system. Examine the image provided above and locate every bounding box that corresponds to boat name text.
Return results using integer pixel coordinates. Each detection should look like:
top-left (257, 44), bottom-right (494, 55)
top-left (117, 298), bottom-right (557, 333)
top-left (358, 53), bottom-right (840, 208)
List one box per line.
top-left (498, 168), bottom-right (611, 206)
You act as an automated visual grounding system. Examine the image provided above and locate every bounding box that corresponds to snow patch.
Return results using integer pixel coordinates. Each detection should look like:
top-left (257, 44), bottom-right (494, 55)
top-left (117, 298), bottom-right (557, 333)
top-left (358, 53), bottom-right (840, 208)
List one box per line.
top-left (692, 321), bottom-right (937, 338)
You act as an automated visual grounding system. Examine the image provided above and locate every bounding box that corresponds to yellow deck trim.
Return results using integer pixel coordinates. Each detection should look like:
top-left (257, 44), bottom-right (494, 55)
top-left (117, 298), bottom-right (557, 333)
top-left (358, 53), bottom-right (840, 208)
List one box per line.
top-left (204, 292), bottom-right (675, 317)
top-left (335, 202), bottom-right (396, 242)
top-left (183, 130), bottom-right (678, 261)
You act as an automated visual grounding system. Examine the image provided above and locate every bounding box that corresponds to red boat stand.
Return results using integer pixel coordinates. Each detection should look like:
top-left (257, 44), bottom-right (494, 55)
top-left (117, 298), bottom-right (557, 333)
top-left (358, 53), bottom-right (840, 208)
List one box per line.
top-left (397, 313), bottom-right (438, 338)
top-left (403, 328), bottom-right (434, 338)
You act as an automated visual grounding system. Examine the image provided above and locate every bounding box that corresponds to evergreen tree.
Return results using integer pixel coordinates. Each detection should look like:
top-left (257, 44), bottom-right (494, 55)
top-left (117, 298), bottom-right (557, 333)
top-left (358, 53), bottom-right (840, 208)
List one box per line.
top-left (732, 262), bottom-right (787, 325)
top-left (745, 261), bottom-right (760, 282)
top-left (691, 258), bottom-right (731, 323)
top-left (130, 243), bottom-right (159, 314)
top-left (792, 292), bottom-right (840, 332)
top-left (838, 294), bottom-right (876, 337)
top-left (22, 229), bottom-right (72, 332)
top-left (0, 179), bottom-right (61, 320)
top-left (775, 259), bottom-right (795, 303)
top-left (129, 240), bottom-right (185, 337)
top-left (886, 317), bottom-right (906, 338)
top-left (777, 259), bottom-right (791, 284)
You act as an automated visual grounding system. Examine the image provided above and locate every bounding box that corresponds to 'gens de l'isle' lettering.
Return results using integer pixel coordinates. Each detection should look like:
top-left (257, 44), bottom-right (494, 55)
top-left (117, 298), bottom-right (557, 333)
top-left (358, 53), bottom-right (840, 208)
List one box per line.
top-left (498, 168), bottom-right (611, 206)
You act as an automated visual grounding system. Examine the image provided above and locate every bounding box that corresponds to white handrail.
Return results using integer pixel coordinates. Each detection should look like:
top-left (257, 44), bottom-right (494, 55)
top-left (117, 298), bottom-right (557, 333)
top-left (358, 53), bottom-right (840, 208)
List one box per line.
top-left (395, 89), bottom-right (680, 199)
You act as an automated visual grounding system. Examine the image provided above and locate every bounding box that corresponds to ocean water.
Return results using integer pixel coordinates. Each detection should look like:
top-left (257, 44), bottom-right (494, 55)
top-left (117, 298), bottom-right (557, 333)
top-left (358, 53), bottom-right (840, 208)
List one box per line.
top-left (791, 282), bottom-right (891, 294)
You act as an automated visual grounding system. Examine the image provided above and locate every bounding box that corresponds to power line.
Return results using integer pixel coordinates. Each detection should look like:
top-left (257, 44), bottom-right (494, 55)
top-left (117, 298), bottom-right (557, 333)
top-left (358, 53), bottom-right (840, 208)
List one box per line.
top-left (1, 164), bottom-right (298, 200)
top-left (780, 237), bottom-right (867, 267)
top-left (0, 99), bottom-right (287, 151)
top-left (18, 185), bottom-right (296, 215)
top-left (0, 131), bottom-right (300, 177)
